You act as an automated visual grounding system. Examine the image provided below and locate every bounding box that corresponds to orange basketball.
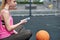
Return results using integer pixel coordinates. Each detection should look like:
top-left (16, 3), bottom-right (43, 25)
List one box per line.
top-left (36, 30), bottom-right (50, 40)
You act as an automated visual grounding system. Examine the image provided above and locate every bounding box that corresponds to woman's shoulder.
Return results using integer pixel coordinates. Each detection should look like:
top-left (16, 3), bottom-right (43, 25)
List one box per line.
top-left (1, 9), bottom-right (9, 13)
top-left (1, 9), bottom-right (10, 15)
top-left (0, 9), bottom-right (10, 18)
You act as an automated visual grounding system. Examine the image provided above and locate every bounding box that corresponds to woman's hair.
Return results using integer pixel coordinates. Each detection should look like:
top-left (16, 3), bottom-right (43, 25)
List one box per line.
top-left (0, 0), bottom-right (16, 11)
top-left (0, 0), bottom-right (7, 10)
top-left (1, 0), bottom-right (6, 9)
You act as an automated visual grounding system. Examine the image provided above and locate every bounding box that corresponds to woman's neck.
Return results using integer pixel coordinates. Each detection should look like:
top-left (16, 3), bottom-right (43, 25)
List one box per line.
top-left (4, 4), bottom-right (9, 10)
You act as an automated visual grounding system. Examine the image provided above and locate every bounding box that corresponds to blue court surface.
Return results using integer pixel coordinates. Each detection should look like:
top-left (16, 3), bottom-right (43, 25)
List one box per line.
top-left (13, 15), bottom-right (60, 40)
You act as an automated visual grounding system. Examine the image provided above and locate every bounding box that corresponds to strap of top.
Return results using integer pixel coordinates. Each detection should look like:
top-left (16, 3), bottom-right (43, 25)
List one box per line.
top-left (1, 20), bottom-right (5, 25)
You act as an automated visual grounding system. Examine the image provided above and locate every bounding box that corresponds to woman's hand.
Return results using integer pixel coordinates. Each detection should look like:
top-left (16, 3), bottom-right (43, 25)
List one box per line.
top-left (20, 19), bottom-right (27, 25)
top-left (13, 30), bottom-right (18, 34)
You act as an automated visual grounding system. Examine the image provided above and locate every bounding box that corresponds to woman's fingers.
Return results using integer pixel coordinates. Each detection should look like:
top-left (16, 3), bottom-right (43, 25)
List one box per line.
top-left (20, 19), bottom-right (27, 25)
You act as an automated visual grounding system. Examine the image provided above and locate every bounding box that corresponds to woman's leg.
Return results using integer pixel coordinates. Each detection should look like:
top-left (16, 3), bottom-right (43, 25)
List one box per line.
top-left (3, 26), bottom-right (32, 40)
top-left (15, 28), bottom-right (32, 40)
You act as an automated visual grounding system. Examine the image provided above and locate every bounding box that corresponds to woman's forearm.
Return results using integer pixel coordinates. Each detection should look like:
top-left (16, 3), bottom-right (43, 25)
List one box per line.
top-left (7, 22), bottom-right (22, 31)
top-left (7, 19), bottom-right (27, 31)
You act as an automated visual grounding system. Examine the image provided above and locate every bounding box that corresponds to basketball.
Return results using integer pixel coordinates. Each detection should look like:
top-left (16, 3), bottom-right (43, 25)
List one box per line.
top-left (36, 30), bottom-right (50, 40)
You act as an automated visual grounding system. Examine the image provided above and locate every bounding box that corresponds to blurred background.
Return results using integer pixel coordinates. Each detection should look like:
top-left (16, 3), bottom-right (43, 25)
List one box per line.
top-left (0, 0), bottom-right (60, 40)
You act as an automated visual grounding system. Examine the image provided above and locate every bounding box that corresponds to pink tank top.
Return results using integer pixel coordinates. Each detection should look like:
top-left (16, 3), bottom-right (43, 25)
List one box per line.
top-left (0, 10), bottom-right (14, 39)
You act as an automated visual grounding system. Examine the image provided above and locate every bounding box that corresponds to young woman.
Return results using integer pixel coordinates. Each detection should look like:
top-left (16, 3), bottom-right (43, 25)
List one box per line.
top-left (0, 0), bottom-right (32, 40)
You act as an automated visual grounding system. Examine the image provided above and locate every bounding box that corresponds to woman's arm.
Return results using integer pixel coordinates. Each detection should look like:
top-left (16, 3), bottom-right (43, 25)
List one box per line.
top-left (2, 11), bottom-right (27, 31)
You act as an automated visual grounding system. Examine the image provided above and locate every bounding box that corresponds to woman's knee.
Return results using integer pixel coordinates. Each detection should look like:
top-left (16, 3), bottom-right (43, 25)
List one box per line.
top-left (26, 30), bottom-right (32, 36)
top-left (23, 29), bottom-right (32, 40)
